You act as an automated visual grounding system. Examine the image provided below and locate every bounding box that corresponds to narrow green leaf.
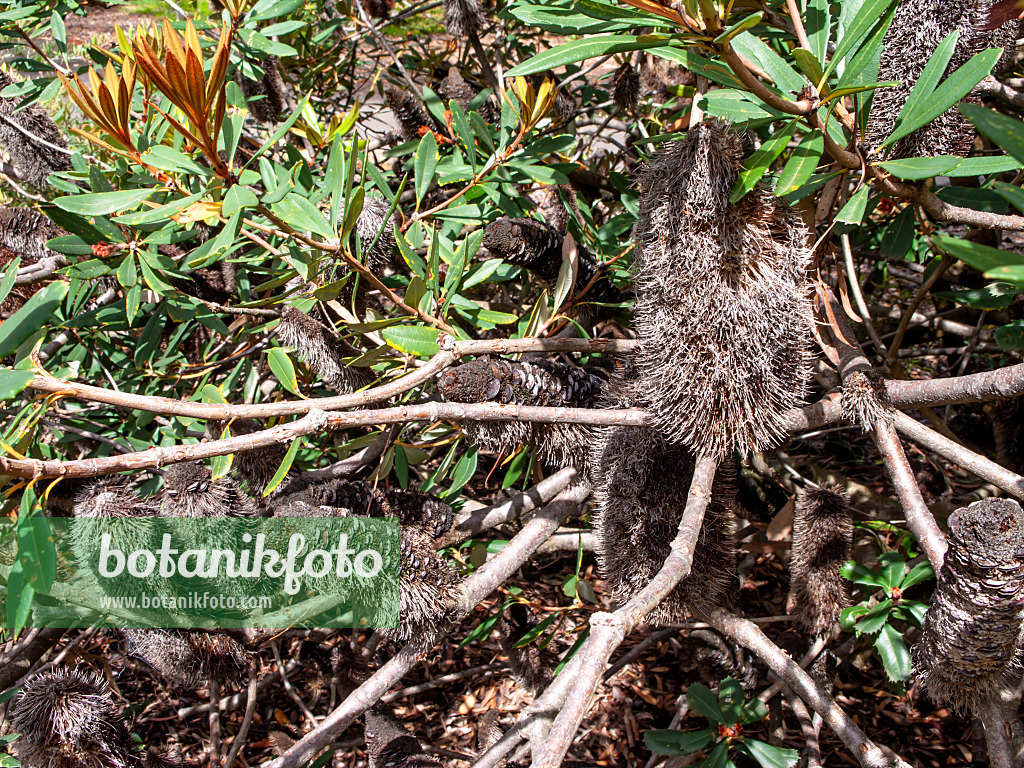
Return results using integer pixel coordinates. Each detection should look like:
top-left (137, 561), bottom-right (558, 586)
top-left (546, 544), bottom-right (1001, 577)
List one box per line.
top-left (792, 48), bottom-right (825, 86)
top-left (505, 34), bottom-right (678, 78)
top-left (272, 192), bottom-right (336, 240)
top-left (805, 0), bottom-right (831, 64)
top-left (712, 11), bottom-right (762, 44)
top-left (985, 264), bottom-right (1024, 285)
top-left (775, 129), bottom-right (824, 194)
top-left (933, 235), bottom-right (1019, 272)
top-left (730, 121), bottom-right (798, 202)
top-left (824, 0), bottom-right (898, 80)
top-left (112, 191), bottom-right (205, 225)
top-left (415, 132), bottom-right (439, 206)
top-left (264, 432), bottom-right (301, 497)
top-left (50, 10), bottom-right (65, 50)
top-left (0, 281), bottom-right (66, 358)
top-left (821, 82), bottom-right (898, 104)
top-left (877, 155), bottom-right (964, 180)
top-left (268, 347), bottom-right (301, 395)
top-left (54, 189), bottom-right (155, 216)
top-left (0, 255), bottom-right (20, 306)
top-left (888, 30), bottom-right (959, 141)
top-left (381, 325), bottom-right (441, 357)
top-left (222, 185), bottom-right (259, 216)
top-left (140, 145), bottom-right (210, 176)
top-left (960, 102), bottom-right (1024, 164)
top-left (946, 156), bottom-right (1022, 177)
top-left (835, 185), bottom-right (869, 224)
top-left (0, 369), bottom-right (35, 399)
top-left (731, 32), bottom-right (804, 94)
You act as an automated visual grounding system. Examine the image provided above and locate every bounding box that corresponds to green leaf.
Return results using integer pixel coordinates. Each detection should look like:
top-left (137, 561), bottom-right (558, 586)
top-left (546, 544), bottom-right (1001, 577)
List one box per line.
top-left (718, 678), bottom-right (745, 724)
top-left (885, 30), bottom-right (958, 143)
top-left (703, 739), bottom-right (732, 768)
top-left (994, 181), bottom-right (1024, 214)
top-left (264, 432), bottom-right (301, 497)
top-left (140, 145), bottom-right (210, 176)
top-left (741, 739), bottom-right (799, 768)
top-left (946, 156), bottom-right (1023, 177)
top-left (687, 683), bottom-right (726, 723)
top-left (841, 560), bottom-right (887, 587)
top-left (875, 623), bottom-right (912, 682)
top-left (713, 12), bottom-right (762, 44)
top-left (112, 191), bottom-right (206, 225)
top-left (841, 604), bottom-right (869, 630)
top-left (792, 48), bottom-right (825, 86)
top-left (933, 235), bottom-right (1018, 272)
top-left (381, 325), bottom-right (441, 357)
top-left (935, 283), bottom-right (1021, 309)
top-left (54, 189), bottom-right (155, 216)
top-left (272, 193), bottom-right (336, 240)
top-left (730, 121), bottom-right (798, 202)
top-left (0, 254), bottom-right (20, 306)
top-left (415, 132), bottom-right (439, 206)
top-left (835, 185), bottom-right (869, 224)
top-left (821, 82), bottom-right (898, 104)
top-left (244, 93), bottom-right (311, 169)
top-left (445, 444), bottom-right (479, 500)
top-left (505, 34), bottom-right (678, 77)
top-left (731, 32), bottom-right (804, 94)
top-left (877, 156), bottom-right (964, 180)
top-left (880, 556), bottom-right (907, 590)
top-left (223, 185), bottom-right (259, 216)
top-left (643, 729), bottom-right (715, 756)
top-left (805, 0), bottom-right (831, 64)
top-left (514, 611), bottom-right (559, 646)
top-left (883, 47), bottom-right (1001, 149)
top-left (987, 264), bottom-right (1024, 285)
top-left (741, 698), bottom-right (768, 725)
top-left (775, 130), bottom-right (824, 194)
top-left (0, 369), bottom-right (34, 399)
top-left (996, 319), bottom-right (1024, 349)
top-left (0, 281), bottom-right (67, 358)
top-left (268, 347), bottom-right (301, 396)
top-left (701, 89), bottom-right (782, 124)
top-left (960, 103), bottom-right (1024, 164)
top-left (50, 10), bottom-right (66, 50)
top-left (825, 0), bottom-right (898, 81)
top-left (855, 599), bottom-right (893, 635)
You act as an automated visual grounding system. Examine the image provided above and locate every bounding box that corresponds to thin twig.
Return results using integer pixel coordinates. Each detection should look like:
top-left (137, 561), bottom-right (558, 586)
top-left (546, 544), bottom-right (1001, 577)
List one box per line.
top-left (223, 664), bottom-right (260, 768)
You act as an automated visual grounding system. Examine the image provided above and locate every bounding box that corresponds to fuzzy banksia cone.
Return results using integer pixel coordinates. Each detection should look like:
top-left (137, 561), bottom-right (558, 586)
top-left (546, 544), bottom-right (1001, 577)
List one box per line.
top-left (385, 86), bottom-right (440, 143)
top-left (0, 69), bottom-right (70, 187)
top-left (364, 0), bottom-right (395, 18)
top-left (865, 0), bottom-right (1019, 159)
top-left (338, 192), bottom-right (399, 274)
top-left (592, 357), bottom-right (738, 624)
top-left (205, 418), bottom-right (291, 499)
top-left (364, 706), bottom-right (442, 768)
top-left (443, 0), bottom-right (484, 37)
top-left (10, 668), bottom-right (138, 768)
top-left (275, 306), bottom-right (374, 394)
top-left (499, 602), bottom-right (557, 694)
top-left (612, 62), bottom-right (641, 112)
top-left (914, 497), bottom-right (1024, 713)
top-left (438, 355), bottom-right (605, 471)
top-left (481, 217), bottom-right (623, 315)
top-left (237, 56), bottom-right (286, 123)
top-left (160, 460), bottom-right (256, 518)
top-left (786, 486), bottom-right (853, 635)
top-left (122, 629), bottom-right (250, 690)
top-left (632, 120), bottom-right (813, 457)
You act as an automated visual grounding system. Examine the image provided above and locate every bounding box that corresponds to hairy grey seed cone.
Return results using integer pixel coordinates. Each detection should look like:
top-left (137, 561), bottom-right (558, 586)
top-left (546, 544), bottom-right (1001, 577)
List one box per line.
top-left (10, 668), bottom-right (138, 768)
top-left (0, 69), bottom-right (70, 187)
top-left (841, 369), bottom-right (893, 431)
top-left (0, 207), bottom-right (67, 263)
top-left (689, 628), bottom-right (758, 690)
top-left (914, 497), bottom-right (1024, 713)
top-left (592, 356), bottom-right (738, 624)
top-left (205, 418), bottom-right (292, 499)
top-left (481, 216), bottom-right (623, 315)
top-left (632, 120), bottom-right (814, 457)
top-left (438, 355), bottom-right (605, 472)
top-left (443, 0), bottom-right (483, 36)
top-left (992, 395), bottom-right (1024, 475)
top-left (237, 56), bottom-right (286, 123)
top-left (787, 486), bottom-right (854, 635)
top-left (385, 86), bottom-right (439, 143)
top-left (122, 629), bottom-right (250, 690)
top-left (612, 62), bottom-right (641, 112)
top-left (160, 460), bottom-right (257, 518)
top-left (275, 306), bottom-right (374, 394)
top-left (337, 192), bottom-right (399, 274)
top-left (364, 0), bottom-right (394, 18)
top-left (865, 0), bottom-right (1019, 159)
top-left (498, 602), bottom-right (558, 694)
top-left (364, 705), bottom-right (443, 768)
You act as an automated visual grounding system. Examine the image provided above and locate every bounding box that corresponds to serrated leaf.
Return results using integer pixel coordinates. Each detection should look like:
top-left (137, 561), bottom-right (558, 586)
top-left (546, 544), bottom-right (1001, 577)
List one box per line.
top-left (268, 347), bottom-right (301, 395)
top-left (687, 683), bottom-right (726, 723)
top-left (0, 281), bottom-right (66, 358)
top-left (875, 623), bottom-right (912, 681)
top-left (935, 283), bottom-right (1021, 309)
top-left (995, 319), bottom-right (1024, 349)
top-left (854, 599), bottom-right (893, 635)
top-left (381, 325), bottom-right (440, 357)
top-left (740, 739), bottom-right (799, 768)
top-left (643, 729), bottom-right (715, 756)
top-left (718, 678), bottom-right (745, 724)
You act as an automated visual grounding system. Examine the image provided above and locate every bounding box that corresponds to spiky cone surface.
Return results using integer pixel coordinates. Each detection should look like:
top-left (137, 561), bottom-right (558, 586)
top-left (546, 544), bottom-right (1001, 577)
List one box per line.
top-left (71, 476), bottom-right (163, 600)
top-left (865, 0), bottom-right (1017, 158)
top-left (612, 62), bottom-right (641, 112)
top-left (276, 306), bottom-right (373, 395)
top-left (443, 0), bottom-right (483, 36)
top-left (914, 497), bottom-right (1024, 713)
top-left (498, 602), bottom-right (558, 694)
top-left (392, 524), bottom-right (461, 642)
top-left (841, 369), bottom-right (893, 431)
top-left (438, 355), bottom-right (605, 471)
top-left (336, 192), bottom-right (399, 274)
top-left (786, 486), bottom-right (853, 635)
top-left (592, 357), bottom-right (739, 624)
top-left (438, 66), bottom-right (478, 112)
top-left (689, 629), bottom-right (758, 690)
top-left (237, 56), bottom-right (286, 123)
top-left (160, 460), bottom-right (257, 518)
top-left (364, 0), bottom-right (394, 18)
top-left (0, 208), bottom-right (68, 318)
top-left (481, 217), bottom-right (623, 316)
top-left (385, 86), bottom-right (439, 143)
top-left (632, 121), bottom-right (814, 457)
top-left (365, 706), bottom-right (443, 768)
top-left (122, 629), bottom-right (250, 690)
top-left (205, 418), bottom-right (291, 499)
top-left (0, 69), bottom-right (70, 187)
top-left (993, 395), bottom-right (1024, 474)
top-left (10, 668), bottom-right (138, 768)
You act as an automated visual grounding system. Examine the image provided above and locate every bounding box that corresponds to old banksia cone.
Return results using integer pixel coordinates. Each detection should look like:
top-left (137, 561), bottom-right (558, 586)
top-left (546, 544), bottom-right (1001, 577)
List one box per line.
top-left (866, 0), bottom-right (1020, 158)
top-left (632, 120), bottom-right (813, 457)
top-left (205, 418), bottom-right (291, 499)
top-left (237, 56), bottom-right (286, 123)
top-left (0, 69), bottom-right (70, 187)
top-left (787, 486), bottom-right (853, 635)
top-left (915, 497), bottom-right (1024, 713)
top-left (592, 358), bottom-right (738, 623)
top-left (10, 668), bottom-right (138, 768)
top-left (364, 706), bottom-right (442, 768)
top-left (438, 355), bottom-right (605, 471)
top-left (122, 629), bottom-right (250, 690)
top-left (276, 305), bottom-right (374, 394)
top-left (160, 460), bottom-right (256, 518)
top-left (338, 192), bottom-right (399, 274)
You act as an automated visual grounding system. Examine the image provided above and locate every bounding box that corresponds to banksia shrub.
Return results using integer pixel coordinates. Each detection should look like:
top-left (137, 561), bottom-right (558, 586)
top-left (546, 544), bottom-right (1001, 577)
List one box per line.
top-left (865, 0), bottom-right (1018, 158)
top-left (787, 486), bottom-right (854, 635)
top-left (275, 306), bottom-right (374, 394)
top-left (364, 706), bottom-right (443, 768)
top-left (237, 56), bottom-right (286, 123)
top-left (438, 355), bottom-right (605, 471)
top-left (160, 460), bottom-right (256, 518)
top-left (205, 418), bottom-right (291, 498)
top-left (481, 216), bottom-right (622, 313)
top-left (632, 120), bottom-right (814, 457)
top-left (10, 668), bottom-right (138, 768)
top-left (0, 69), bottom-right (70, 187)
top-left (592, 358), bottom-right (738, 623)
top-left (122, 629), bottom-right (250, 690)
top-left (915, 497), bottom-right (1024, 713)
